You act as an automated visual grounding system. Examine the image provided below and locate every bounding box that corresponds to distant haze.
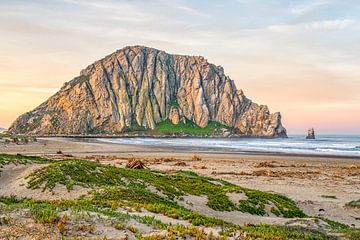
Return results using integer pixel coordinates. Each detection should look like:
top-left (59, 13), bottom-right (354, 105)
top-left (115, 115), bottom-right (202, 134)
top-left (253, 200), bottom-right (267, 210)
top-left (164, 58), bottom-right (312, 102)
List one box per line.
top-left (0, 0), bottom-right (359, 134)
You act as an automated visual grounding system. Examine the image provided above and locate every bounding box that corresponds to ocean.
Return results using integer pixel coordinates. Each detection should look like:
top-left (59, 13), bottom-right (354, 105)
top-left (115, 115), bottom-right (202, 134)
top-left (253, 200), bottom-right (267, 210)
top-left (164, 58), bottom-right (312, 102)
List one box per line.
top-left (97, 135), bottom-right (360, 157)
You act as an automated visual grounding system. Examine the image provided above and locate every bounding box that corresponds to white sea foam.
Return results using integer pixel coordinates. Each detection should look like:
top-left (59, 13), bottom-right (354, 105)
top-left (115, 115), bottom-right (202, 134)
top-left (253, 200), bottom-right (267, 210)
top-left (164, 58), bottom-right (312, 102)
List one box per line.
top-left (97, 135), bottom-right (360, 157)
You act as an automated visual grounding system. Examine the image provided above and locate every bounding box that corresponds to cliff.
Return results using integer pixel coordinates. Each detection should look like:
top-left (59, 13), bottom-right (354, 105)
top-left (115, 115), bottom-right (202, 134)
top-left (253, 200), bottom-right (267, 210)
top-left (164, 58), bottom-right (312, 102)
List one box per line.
top-left (9, 46), bottom-right (287, 137)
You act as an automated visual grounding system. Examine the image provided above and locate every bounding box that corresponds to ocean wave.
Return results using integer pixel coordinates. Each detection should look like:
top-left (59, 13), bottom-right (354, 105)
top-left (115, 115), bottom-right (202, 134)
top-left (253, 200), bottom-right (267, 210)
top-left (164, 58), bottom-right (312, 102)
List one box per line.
top-left (97, 135), bottom-right (360, 157)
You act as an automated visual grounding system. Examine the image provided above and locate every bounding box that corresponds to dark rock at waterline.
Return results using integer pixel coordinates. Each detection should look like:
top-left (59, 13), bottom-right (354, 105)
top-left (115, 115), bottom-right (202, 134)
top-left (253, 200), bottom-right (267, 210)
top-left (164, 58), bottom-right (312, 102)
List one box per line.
top-left (306, 128), bottom-right (315, 139)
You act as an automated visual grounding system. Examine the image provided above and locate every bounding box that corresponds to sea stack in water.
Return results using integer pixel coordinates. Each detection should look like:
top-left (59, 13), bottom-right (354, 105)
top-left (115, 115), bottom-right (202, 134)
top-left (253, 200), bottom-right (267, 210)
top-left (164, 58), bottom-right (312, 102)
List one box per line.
top-left (306, 128), bottom-right (315, 139)
top-left (8, 46), bottom-right (287, 137)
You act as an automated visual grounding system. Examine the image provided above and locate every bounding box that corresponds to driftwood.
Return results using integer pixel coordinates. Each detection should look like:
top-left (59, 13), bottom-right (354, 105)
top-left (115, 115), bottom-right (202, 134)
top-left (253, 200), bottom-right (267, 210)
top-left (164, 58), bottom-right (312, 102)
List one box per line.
top-left (173, 161), bottom-right (188, 166)
top-left (254, 161), bottom-right (276, 168)
top-left (126, 158), bottom-right (147, 169)
top-left (192, 165), bottom-right (206, 170)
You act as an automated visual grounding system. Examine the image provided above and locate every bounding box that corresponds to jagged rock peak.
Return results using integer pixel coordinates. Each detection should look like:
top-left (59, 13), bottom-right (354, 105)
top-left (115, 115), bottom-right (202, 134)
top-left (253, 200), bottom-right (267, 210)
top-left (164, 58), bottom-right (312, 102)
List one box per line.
top-left (9, 45), bottom-right (287, 137)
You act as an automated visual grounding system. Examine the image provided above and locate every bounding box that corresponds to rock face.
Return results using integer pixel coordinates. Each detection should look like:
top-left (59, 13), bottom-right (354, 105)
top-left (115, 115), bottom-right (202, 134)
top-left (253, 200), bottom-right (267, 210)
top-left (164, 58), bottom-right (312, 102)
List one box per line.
top-left (169, 106), bottom-right (181, 125)
top-left (306, 128), bottom-right (315, 139)
top-left (9, 46), bottom-right (287, 137)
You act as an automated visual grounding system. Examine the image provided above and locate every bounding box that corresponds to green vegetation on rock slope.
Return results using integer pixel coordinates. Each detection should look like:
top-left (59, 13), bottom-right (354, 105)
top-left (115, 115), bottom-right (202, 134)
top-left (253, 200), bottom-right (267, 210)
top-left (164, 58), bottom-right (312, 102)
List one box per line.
top-left (86, 119), bottom-right (232, 136)
top-left (87, 120), bottom-right (232, 136)
top-left (148, 120), bottom-right (232, 136)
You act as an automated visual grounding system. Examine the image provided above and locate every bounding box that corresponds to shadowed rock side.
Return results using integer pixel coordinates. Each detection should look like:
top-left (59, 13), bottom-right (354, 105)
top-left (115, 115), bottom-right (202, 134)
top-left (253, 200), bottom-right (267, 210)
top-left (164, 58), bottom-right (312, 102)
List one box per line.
top-left (9, 46), bottom-right (287, 137)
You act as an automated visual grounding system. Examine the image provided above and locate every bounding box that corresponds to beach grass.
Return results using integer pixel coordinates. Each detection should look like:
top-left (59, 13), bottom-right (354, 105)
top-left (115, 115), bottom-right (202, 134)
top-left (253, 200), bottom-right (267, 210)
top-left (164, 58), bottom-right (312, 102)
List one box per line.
top-left (0, 195), bottom-right (333, 240)
top-left (0, 153), bottom-right (48, 166)
top-left (346, 199), bottom-right (360, 209)
top-left (321, 195), bottom-right (337, 199)
top-left (0, 153), bottom-right (49, 176)
top-left (1, 154), bottom-right (358, 239)
top-left (0, 133), bottom-right (10, 138)
top-left (26, 158), bottom-right (305, 218)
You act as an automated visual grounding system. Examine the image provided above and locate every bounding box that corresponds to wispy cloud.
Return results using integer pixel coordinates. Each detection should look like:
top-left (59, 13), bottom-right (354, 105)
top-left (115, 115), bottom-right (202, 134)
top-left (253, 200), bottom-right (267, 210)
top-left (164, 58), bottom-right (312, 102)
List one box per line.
top-left (290, 1), bottom-right (328, 15)
top-left (308, 19), bottom-right (356, 30)
top-left (175, 5), bottom-right (210, 17)
top-left (62, 0), bottom-right (162, 24)
top-left (268, 19), bottom-right (356, 32)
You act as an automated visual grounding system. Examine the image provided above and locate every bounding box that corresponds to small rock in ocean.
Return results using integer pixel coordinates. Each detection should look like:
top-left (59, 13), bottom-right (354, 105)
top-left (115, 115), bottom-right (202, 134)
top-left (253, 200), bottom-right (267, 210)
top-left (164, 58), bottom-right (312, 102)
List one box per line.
top-left (306, 128), bottom-right (315, 139)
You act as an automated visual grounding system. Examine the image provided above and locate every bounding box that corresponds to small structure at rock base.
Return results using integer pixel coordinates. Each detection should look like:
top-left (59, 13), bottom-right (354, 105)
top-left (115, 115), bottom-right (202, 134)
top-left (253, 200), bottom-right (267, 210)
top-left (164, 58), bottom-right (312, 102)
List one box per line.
top-left (306, 128), bottom-right (315, 139)
top-left (126, 159), bottom-right (147, 169)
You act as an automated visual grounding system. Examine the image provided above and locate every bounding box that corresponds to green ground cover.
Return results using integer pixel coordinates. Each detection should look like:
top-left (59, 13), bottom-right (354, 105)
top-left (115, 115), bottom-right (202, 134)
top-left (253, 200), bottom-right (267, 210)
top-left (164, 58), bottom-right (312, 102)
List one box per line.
top-left (0, 154), bottom-right (358, 239)
top-left (26, 158), bottom-right (305, 218)
top-left (346, 199), bottom-right (360, 209)
top-left (0, 153), bottom-right (49, 176)
top-left (147, 120), bottom-right (231, 136)
top-left (86, 120), bottom-right (232, 136)
top-left (0, 196), bottom-right (334, 240)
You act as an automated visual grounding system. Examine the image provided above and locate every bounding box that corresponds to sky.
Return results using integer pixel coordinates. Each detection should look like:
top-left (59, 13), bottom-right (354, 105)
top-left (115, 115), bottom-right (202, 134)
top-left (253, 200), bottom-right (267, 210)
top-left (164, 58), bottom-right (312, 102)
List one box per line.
top-left (0, 0), bottom-right (359, 134)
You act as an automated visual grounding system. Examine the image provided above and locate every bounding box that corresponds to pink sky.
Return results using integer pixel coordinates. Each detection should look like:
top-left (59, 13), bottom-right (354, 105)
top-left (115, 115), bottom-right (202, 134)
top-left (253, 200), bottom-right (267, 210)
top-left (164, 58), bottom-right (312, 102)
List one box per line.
top-left (0, 0), bottom-right (359, 134)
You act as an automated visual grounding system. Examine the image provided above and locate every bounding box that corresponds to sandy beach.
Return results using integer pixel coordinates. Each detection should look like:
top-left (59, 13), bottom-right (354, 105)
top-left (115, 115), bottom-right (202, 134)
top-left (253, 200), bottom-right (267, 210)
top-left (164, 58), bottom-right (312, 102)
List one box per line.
top-left (1, 137), bottom-right (359, 229)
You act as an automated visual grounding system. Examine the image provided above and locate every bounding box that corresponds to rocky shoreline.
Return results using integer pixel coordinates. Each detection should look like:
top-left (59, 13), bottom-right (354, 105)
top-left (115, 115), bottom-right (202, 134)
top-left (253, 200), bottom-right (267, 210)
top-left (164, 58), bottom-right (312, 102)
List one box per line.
top-left (20, 133), bottom-right (288, 139)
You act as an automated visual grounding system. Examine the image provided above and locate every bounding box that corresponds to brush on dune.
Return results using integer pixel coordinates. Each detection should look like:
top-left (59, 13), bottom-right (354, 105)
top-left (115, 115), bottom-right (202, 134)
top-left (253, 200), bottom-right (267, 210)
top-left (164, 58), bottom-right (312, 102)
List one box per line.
top-left (126, 158), bottom-right (147, 169)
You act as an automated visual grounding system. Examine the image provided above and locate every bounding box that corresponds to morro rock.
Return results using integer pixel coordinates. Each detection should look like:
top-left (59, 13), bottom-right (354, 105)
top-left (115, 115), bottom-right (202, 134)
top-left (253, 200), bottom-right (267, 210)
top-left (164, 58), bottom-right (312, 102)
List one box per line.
top-left (9, 46), bottom-right (287, 137)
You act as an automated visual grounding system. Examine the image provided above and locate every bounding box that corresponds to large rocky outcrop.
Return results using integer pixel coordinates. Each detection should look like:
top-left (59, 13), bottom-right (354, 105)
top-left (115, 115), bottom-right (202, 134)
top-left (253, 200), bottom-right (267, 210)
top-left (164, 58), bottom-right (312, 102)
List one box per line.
top-left (9, 46), bottom-right (287, 137)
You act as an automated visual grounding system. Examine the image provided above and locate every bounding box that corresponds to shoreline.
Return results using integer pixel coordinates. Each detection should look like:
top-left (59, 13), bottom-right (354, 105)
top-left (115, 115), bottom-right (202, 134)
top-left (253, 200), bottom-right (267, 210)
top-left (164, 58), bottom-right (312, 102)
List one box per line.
top-left (85, 137), bottom-right (360, 160)
top-left (0, 137), bottom-right (359, 228)
top-left (15, 134), bottom-right (289, 139)
top-left (3, 136), bottom-right (360, 159)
